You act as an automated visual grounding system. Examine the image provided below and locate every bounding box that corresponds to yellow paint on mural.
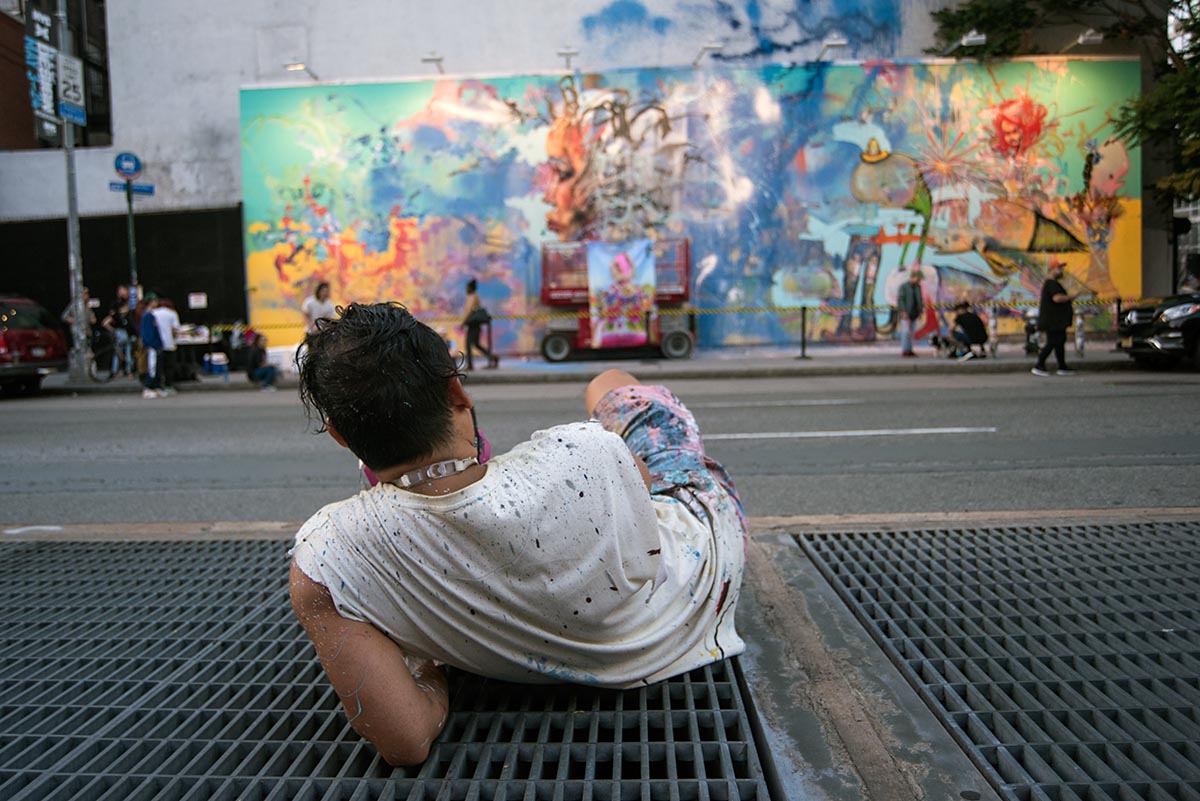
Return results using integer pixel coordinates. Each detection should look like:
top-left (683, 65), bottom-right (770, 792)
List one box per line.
top-left (1105, 199), bottom-right (1142, 299)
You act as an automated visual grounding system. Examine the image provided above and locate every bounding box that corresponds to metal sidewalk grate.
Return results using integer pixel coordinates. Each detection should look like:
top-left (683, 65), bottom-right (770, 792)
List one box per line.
top-left (799, 522), bottom-right (1200, 801)
top-left (0, 540), bottom-right (772, 801)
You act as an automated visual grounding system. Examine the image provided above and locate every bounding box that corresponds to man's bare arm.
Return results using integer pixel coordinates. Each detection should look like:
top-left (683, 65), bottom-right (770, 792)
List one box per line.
top-left (289, 561), bottom-right (449, 766)
top-left (585, 369), bottom-right (654, 492)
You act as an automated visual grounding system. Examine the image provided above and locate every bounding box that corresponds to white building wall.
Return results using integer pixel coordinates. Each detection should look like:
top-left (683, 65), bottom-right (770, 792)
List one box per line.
top-left (0, 0), bottom-right (942, 222)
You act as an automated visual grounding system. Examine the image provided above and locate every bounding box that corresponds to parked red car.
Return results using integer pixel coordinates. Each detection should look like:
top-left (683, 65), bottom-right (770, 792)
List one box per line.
top-left (0, 295), bottom-right (69, 395)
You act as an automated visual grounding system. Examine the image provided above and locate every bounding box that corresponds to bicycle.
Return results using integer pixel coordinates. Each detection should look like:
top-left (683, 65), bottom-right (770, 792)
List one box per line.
top-left (86, 328), bottom-right (127, 383)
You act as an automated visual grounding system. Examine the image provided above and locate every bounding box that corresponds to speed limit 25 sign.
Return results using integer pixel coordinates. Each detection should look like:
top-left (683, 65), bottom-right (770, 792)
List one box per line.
top-left (56, 53), bottom-right (86, 126)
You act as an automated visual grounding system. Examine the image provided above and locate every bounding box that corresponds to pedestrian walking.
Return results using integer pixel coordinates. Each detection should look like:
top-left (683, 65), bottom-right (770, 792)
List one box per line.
top-left (461, 278), bottom-right (498, 370)
top-left (896, 269), bottom-right (924, 357)
top-left (1031, 260), bottom-right (1078, 377)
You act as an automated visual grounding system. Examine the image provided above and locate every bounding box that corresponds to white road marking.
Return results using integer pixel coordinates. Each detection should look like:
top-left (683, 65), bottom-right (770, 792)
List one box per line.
top-left (3, 525), bottom-right (65, 535)
top-left (690, 399), bottom-right (861, 409)
top-left (705, 426), bottom-right (997, 441)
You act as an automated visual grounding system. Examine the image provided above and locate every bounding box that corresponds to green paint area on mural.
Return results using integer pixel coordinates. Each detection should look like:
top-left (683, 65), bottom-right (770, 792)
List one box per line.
top-left (240, 58), bottom-right (1142, 350)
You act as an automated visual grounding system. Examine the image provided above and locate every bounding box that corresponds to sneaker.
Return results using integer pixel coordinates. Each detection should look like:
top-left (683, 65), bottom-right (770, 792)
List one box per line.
top-left (261, 385), bottom-right (278, 392)
top-left (1056, 368), bottom-right (1077, 376)
top-left (1030, 367), bottom-right (1051, 377)
top-left (160, 387), bottom-right (177, 396)
top-left (901, 351), bottom-right (917, 358)
top-left (957, 351), bottom-right (976, 362)
top-left (142, 388), bottom-right (159, 399)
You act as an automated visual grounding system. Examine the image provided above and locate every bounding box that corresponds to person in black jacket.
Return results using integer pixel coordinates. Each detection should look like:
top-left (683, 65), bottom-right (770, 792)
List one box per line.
top-left (950, 302), bottom-right (988, 361)
top-left (1032, 261), bottom-right (1079, 376)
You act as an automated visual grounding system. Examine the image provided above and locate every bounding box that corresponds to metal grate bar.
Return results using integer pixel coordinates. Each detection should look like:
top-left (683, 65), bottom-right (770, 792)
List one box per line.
top-left (0, 540), bottom-right (772, 800)
top-left (799, 521), bottom-right (1200, 801)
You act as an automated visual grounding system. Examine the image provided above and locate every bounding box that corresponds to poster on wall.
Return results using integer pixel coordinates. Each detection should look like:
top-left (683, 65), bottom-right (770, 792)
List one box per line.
top-left (587, 239), bottom-right (656, 348)
top-left (241, 58), bottom-right (1143, 351)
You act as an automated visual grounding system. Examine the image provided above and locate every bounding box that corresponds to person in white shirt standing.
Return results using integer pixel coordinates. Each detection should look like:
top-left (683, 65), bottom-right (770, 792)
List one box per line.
top-left (288, 302), bottom-right (747, 767)
top-left (150, 298), bottom-right (181, 395)
top-left (301, 282), bottom-right (337, 334)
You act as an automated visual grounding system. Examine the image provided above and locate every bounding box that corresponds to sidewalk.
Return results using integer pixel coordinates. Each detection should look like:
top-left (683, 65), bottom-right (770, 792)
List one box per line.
top-left (44, 338), bottom-right (1135, 394)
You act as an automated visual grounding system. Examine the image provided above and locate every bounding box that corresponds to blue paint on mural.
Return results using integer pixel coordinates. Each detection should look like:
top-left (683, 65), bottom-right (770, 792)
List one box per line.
top-left (583, 1), bottom-right (673, 37)
top-left (706, 0), bottom-right (902, 58)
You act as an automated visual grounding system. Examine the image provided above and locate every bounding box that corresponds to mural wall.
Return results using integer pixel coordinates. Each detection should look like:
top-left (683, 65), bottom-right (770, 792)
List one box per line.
top-left (240, 58), bottom-right (1142, 350)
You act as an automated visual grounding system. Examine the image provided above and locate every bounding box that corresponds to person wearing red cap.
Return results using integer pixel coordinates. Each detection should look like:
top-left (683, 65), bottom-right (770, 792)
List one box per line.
top-left (1032, 261), bottom-right (1079, 376)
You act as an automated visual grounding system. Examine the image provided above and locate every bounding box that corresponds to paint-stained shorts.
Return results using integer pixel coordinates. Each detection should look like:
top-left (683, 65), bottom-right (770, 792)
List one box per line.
top-left (592, 384), bottom-right (746, 535)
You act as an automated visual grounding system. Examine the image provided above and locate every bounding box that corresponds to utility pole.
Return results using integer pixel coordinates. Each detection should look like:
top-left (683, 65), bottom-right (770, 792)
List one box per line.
top-left (56, 0), bottom-right (88, 381)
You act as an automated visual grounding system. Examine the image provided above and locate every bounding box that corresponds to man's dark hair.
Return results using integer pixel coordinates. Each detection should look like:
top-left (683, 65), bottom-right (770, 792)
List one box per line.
top-left (298, 302), bottom-right (463, 470)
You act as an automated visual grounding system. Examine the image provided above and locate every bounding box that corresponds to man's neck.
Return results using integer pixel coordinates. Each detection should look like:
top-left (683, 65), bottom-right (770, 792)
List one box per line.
top-left (372, 446), bottom-right (486, 496)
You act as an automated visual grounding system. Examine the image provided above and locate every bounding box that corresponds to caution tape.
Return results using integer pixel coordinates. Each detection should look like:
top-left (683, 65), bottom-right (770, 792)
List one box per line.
top-left (214, 296), bottom-right (1143, 333)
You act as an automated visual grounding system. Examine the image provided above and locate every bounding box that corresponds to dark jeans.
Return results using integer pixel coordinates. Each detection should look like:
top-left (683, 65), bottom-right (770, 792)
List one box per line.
top-left (465, 323), bottom-right (492, 369)
top-left (251, 365), bottom-right (278, 387)
top-left (1036, 329), bottom-right (1068, 370)
top-left (161, 349), bottom-right (177, 387)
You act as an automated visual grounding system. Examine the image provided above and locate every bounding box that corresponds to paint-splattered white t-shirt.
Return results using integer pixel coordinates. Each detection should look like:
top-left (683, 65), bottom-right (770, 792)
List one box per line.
top-left (291, 421), bottom-right (745, 688)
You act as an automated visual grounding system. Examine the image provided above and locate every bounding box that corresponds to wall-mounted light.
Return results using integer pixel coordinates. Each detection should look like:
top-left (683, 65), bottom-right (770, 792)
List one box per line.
top-left (940, 29), bottom-right (986, 57)
top-left (284, 62), bottom-right (319, 80)
top-left (556, 46), bottom-right (579, 71)
top-left (692, 40), bottom-right (724, 68)
top-left (1059, 28), bottom-right (1104, 53)
top-left (421, 51), bottom-right (445, 74)
top-left (817, 32), bottom-right (848, 61)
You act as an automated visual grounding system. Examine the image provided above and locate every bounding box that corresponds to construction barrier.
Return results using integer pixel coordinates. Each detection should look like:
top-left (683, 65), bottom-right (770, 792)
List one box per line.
top-left (221, 296), bottom-right (1139, 332)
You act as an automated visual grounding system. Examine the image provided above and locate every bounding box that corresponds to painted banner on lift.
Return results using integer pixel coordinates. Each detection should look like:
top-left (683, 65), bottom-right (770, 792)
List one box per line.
top-left (587, 239), bottom-right (655, 349)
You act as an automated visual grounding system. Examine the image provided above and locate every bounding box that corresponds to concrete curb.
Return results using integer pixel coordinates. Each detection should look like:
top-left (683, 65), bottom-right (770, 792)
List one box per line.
top-left (41, 340), bottom-right (1143, 395)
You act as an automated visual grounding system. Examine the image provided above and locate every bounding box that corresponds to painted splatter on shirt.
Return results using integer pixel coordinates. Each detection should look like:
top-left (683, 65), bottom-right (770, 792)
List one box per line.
top-left (291, 387), bottom-right (746, 688)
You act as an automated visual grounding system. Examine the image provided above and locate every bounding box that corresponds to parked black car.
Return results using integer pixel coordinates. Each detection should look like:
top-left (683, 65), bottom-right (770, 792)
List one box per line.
top-left (1117, 292), bottom-right (1200, 368)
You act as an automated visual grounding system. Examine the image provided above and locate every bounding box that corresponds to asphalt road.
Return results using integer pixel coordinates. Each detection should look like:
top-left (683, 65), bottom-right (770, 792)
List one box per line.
top-left (1, 371), bottom-right (1198, 527)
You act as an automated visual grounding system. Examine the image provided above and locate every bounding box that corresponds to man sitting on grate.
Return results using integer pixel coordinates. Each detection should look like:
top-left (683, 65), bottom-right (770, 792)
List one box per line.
top-left (288, 302), bottom-right (747, 766)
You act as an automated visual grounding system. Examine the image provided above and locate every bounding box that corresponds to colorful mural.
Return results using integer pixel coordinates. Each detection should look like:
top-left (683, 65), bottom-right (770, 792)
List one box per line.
top-left (240, 58), bottom-right (1142, 350)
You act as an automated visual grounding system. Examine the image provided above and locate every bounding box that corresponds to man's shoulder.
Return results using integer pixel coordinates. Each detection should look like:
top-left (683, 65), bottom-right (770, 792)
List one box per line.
top-left (528, 420), bottom-right (620, 451)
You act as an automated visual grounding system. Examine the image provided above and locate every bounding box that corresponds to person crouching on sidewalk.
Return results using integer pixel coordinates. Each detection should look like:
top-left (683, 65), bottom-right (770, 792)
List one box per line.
top-left (246, 334), bottom-right (278, 391)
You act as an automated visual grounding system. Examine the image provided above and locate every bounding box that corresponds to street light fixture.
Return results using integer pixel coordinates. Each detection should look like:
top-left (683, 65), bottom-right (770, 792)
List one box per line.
top-left (817, 32), bottom-right (848, 61)
top-left (556, 46), bottom-right (580, 71)
top-left (1059, 28), bottom-right (1104, 54)
top-left (284, 62), bottom-right (319, 80)
top-left (940, 29), bottom-right (986, 57)
top-left (692, 40), bottom-right (724, 68)
top-left (421, 51), bottom-right (445, 74)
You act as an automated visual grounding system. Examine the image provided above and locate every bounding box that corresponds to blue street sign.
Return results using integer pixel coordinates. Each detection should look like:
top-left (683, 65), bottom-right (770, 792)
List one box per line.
top-left (114, 152), bottom-right (142, 180)
top-left (59, 103), bottom-right (86, 126)
top-left (108, 181), bottom-right (154, 196)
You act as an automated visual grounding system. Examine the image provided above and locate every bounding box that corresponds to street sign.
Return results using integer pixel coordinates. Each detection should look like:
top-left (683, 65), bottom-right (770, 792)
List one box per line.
top-left (114, 152), bottom-right (142, 180)
top-left (108, 181), bottom-right (155, 196)
top-left (56, 52), bottom-right (86, 126)
top-left (24, 5), bottom-right (58, 128)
